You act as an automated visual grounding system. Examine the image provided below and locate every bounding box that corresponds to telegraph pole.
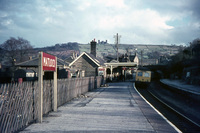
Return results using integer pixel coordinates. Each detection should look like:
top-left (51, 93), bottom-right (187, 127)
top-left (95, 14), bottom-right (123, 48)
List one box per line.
top-left (114, 33), bottom-right (121, 62)
top-left (141, 50), bottom-right (143, 67)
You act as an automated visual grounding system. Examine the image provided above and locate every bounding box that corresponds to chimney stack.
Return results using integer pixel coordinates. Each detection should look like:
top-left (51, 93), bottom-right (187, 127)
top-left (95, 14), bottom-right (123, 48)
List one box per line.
top-left (90, 39), bottom-right (96, 57)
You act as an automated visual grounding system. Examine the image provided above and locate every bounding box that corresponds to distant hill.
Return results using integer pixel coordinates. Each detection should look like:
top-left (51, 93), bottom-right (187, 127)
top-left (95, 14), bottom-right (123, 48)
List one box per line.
top-left (34, 42), bottom-right (80, 60)
top-left (80, 43), bottom-right (182, 60)
top-left (32, 43), bottom-right (182, 62)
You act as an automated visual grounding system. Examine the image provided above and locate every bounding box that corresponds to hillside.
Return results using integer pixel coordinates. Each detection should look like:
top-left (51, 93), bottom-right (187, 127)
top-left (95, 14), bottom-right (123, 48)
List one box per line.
top-left (34, 42), bottom-right (80, 60)
top-left (32, 43), bottom-right (181, 62)
top-left (0, 42), bottom-right (182, 67)
top-left (80, 43), bottom-right (181, 60)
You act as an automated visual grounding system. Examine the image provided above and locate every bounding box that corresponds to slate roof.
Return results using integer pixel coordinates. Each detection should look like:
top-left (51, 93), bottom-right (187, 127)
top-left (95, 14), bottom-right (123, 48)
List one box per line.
top-left (16, 57), bottom-right (69, 67)
top-left (105, 54), bottom-right (138, 63)
top-left (16, 58), bottom-right (38, 67)
top-left (86, 52), bottom-right (105, 66)
top-left (23, 69), bottom-right (36, 73)
top-left (69, 52), bottom-right (106, 67)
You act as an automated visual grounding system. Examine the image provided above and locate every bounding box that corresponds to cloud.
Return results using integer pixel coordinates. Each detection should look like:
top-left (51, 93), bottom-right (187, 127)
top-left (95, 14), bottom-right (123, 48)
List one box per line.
top-left (97, 0), bottom-right (127, 9)
top-left (77, 1), bottom-right (91, 11)
top-left (189, 0), bottom-right (200, 20)
top-left (0, 0), bottom-right (199, 47)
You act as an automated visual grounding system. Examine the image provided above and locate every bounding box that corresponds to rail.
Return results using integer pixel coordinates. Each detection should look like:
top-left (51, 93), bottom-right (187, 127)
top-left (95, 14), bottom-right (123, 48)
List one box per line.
top-left (135, 81), bottom-right (200, 132)
top-left (148, 89), bottom-right (200, 128)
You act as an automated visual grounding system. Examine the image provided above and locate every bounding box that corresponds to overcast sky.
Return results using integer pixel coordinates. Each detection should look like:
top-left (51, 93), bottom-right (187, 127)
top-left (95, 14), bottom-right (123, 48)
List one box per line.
top-left (0, 0), bottom-right (200, 47)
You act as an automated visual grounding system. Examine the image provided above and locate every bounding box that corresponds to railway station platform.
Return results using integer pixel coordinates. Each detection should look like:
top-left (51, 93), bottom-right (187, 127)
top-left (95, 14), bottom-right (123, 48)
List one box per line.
top-left (21, 82), bottom-right (179, 133)
top-left (160, 79), bottom-right (200, 95)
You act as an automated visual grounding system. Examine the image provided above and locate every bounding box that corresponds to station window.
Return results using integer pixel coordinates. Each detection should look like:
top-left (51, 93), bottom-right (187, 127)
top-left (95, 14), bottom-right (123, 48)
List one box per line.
top-left (144, 72), bottom-right (150, 77)
top-left (137, 72), bottom-right (143, 76)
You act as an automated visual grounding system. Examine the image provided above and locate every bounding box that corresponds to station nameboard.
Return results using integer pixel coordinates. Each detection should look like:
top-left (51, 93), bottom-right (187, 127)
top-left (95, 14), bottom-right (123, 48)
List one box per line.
top-left (42, 52), bottom-right (56, 71)
top-left (38, 52), bottom-right (57, 123)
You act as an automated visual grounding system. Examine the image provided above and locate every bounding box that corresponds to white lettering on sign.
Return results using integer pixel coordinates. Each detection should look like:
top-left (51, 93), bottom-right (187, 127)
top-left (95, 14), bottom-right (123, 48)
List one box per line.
top-left (43, 57), bottom-right (56, 68)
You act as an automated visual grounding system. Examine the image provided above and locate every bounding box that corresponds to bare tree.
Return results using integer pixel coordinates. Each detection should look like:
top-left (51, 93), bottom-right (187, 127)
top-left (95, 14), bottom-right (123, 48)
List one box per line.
top-left (17, 37), bottom-right (33, 62)
top-left (0, 37), bottom-right (33, 66)
top-left (0, 37), bottom-right (33, 82)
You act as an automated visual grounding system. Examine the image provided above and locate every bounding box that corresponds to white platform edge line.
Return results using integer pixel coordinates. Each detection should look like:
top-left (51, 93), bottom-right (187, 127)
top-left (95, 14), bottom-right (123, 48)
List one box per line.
top-left (133, 83), bottom-right (182, 133)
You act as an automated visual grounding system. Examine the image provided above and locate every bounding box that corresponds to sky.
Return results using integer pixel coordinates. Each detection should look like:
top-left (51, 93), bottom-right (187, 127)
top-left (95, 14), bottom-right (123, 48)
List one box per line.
top-left (0, 0), bottom-right (200, 47)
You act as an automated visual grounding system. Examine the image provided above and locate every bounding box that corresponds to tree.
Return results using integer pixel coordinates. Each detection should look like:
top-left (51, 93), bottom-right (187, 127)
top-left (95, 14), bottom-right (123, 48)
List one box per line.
top-left (164, 38), bottom-right (200, 79)
top-left (191, 38), bottom-right (200, 57)
top-left (0, 37), bottom-right (33, 66)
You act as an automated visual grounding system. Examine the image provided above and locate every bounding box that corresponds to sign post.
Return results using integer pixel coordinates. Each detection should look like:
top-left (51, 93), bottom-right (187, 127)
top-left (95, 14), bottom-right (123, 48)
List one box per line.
top-left (38, 52), bottom-right (43, 123)
top-left (38, 52), bottom-right (57, 123)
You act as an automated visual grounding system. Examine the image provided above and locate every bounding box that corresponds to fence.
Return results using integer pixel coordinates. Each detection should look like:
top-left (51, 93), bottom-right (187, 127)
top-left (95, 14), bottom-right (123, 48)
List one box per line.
top-left (0, 76), bottom-right (102, 133)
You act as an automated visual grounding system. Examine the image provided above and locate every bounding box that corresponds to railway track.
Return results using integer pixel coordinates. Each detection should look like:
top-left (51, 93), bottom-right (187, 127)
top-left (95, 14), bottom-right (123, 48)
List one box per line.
top-left (135, 83), bottom-right (200, 132)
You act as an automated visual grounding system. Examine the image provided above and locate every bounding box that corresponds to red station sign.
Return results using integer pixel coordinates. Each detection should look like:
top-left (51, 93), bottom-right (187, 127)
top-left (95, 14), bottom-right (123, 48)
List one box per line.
top-left (42, 52), bottom-right (56, 71)
top-left (38, 52), bottom-right (57, 123)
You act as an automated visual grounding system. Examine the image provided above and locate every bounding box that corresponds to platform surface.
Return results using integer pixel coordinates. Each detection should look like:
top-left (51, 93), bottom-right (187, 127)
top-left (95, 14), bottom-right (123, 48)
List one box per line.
top-left (21, 82), bottom-right (178, 133)
top-left (160, 79), bottom-right (200, 95)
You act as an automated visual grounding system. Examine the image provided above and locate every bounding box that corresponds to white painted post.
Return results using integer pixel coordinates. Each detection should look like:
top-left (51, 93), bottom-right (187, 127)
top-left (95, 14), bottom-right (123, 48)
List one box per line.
top-left (53, 57), bottom-right (57, 111)
top-left (110, 65), bottom-right (113, 81)
top-left (122, 69), bottom-right (125, 81)
top-left (104, 67), bottom-right (106, 84)
top-left (38, 52), bottom-right (43, 123)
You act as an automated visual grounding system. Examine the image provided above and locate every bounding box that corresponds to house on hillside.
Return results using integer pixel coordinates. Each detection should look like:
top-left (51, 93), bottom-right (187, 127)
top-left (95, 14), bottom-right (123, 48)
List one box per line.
top-left (69, 40), bottom-right (106, 78)
top-left (118, 53), bottom-right (139, 64)
top-left (141, 59), bottom-right (158, 66)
